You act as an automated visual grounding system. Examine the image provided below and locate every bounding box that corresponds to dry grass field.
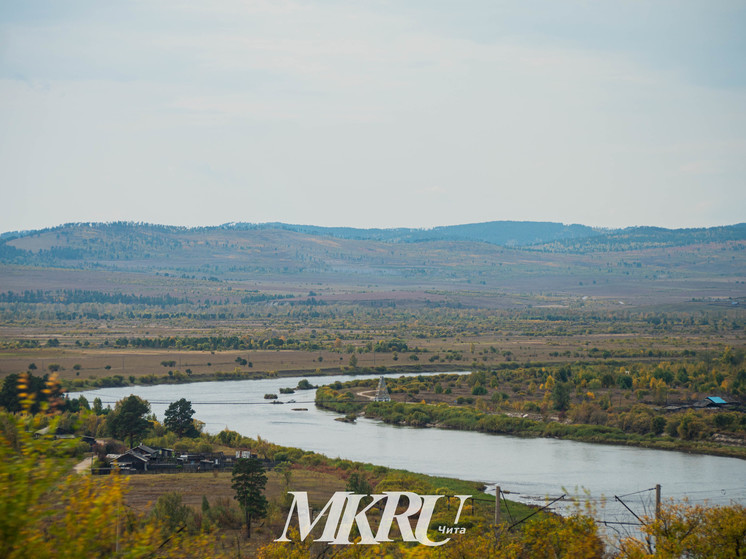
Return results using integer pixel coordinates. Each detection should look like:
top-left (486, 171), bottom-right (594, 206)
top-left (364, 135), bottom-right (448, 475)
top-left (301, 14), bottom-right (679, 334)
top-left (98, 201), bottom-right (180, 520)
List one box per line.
top-left (123, 469), bottom-right (346, 513)
top-left (1, 327), bottom-right (738, 386)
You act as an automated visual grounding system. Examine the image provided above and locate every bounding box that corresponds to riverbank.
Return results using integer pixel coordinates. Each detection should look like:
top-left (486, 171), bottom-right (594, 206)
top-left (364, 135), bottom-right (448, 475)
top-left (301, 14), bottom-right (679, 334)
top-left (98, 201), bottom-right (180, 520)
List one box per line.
top-left (316, 381), bottom-right (746, 461)
top-left (61, 363), bottom-right (461, 393)
top-left (76, 371), bottom-right (746, 522)
top-left (66, 364), bottom-right (746, 461)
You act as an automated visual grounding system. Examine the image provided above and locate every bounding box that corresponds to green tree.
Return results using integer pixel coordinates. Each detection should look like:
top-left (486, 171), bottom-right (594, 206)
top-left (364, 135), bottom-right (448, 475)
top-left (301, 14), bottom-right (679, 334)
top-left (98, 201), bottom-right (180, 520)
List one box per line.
top-left (618, 375), bottom-right (633, 390)
top-left (164, 398), bottom-right (198, 438)
top-left (0, 373), bottom-right (48, 414)
top-left (231, 458), bottom-right (268, 539)
top-left (678, 412), bottom-right (702, 441)
top-left (106, 395), bottom-right (150, 448)
top-left (0, 374), bottom-right (21, 412)
top-left (471, 383), bottom-right (488, 396)
top-left (651, 415), bottom-right (666, 435)
top-left (345, 471), bottom-right (372, 494)
top-left (552, 381), bottom-right (572, 411)
top-left (275, 461), bottom-right (293, 490)
top-left (150, 492), bottom-right (194, 535)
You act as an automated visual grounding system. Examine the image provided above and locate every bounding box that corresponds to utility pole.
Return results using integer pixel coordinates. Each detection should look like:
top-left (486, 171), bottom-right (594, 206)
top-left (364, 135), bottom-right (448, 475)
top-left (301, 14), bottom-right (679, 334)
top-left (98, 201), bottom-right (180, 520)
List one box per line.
top-left (495, 485), bottom-right (501, 528)
top-left (655, 484), bottom-right (661, 520)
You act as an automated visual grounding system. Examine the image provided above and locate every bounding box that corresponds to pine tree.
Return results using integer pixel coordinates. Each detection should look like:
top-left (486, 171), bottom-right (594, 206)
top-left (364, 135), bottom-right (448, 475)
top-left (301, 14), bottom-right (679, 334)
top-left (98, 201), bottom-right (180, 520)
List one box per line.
top-left (164, 398), bottom-right (198, 437)
top-left (231, 458), bottom-right (268, 538)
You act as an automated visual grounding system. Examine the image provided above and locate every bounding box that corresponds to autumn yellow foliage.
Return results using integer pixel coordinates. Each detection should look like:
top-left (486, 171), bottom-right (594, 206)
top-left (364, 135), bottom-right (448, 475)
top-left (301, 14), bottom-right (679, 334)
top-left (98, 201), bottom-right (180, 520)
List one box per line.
top-left (255, 512), bottom-right (605, 559)
top-left (2, 408), bottom-right (744, 559)
top-left (618, 500), bottom-right (746, 559)
top-left (0, 412), bottom-right (234, 558)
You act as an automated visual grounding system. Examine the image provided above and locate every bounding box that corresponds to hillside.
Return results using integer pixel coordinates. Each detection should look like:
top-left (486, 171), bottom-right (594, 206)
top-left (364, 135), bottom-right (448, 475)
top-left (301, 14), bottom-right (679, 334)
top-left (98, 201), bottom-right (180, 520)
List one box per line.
top-left (0, 220), bottom-right (744, 390)
top-left (530, 223), bottom-right (746, 252)
top-left (0, 220), bottom-right (744, 310)
top-left (247, 221), bottom-right (600, 246)
top-left (1, 220), bottom-right (744, 268)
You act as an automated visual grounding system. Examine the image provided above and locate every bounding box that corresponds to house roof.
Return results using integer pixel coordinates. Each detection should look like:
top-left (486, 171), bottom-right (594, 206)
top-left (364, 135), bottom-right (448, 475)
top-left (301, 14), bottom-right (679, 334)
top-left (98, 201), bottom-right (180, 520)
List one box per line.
top-left (706, 396), bottom-right (727, 405)
top-left (113, 450), bottom-right (149, 463)
top-left (133, 444), bottom-right (157, 455)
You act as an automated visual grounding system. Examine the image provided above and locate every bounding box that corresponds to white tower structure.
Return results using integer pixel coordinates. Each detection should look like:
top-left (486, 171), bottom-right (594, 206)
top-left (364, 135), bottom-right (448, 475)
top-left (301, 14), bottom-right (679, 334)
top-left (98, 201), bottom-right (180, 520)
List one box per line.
top-left (374, 376), bottom-right (391, 402)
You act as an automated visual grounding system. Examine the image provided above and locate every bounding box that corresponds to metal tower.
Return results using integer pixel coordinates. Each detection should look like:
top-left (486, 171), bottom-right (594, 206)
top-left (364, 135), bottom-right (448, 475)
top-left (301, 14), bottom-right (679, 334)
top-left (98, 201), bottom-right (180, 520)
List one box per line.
top-left (374, 376), bottom-right (391, 402)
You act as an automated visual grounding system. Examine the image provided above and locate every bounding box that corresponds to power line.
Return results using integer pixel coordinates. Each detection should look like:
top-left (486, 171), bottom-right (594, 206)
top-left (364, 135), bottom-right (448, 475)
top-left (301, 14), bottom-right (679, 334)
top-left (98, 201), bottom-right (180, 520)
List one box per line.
top-left (508, 494), bottom-right (566, 531)
top-left (80, 398), bottom-right (367, 405)
top-left (617, 487), bottom-right (656, 499)
top-left (670, 486), bottom-right (746, 496)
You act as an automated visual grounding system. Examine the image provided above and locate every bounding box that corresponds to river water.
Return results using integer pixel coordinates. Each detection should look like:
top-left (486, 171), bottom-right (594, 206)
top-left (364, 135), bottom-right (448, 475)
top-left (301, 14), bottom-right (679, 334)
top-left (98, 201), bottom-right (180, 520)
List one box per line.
top-left (78, 371), bottom-right (746, 527)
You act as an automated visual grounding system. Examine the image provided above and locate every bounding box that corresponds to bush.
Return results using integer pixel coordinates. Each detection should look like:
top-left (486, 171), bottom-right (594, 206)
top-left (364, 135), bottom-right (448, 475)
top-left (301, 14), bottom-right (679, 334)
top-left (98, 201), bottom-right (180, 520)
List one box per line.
top-left (666, 418), bottom-right (681, 438)
top-left (346, 472), bottom-right (372, 494)
top-left (203, 497), bottom-right (243, 530)
top-left (195, 440), bottom-right (213, 453)
top-left (714, 413), bottom-right (735, 429)
top-left (523, 401), bottom-right (541, 413)
top-left (471, 384), bottom-right (488, 396)
top-left (652, 415), bottom-right (666, 435)
top-left (678, 412), bottom-right (703, 440)
top-left (150, 492), bottom-right (197, 534)
top-left (617, 375), bottom-right (633, 389)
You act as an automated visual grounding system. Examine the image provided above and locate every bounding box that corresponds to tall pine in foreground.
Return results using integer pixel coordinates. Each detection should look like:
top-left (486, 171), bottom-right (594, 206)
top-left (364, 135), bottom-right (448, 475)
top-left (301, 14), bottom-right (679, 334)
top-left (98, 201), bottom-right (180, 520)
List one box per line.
top-left (231, 457), bottom-right (268, 538)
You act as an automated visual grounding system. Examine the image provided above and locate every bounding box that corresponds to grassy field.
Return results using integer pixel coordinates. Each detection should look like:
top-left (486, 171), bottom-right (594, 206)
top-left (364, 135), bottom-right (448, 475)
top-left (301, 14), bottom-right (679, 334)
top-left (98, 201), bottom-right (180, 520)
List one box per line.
top-left (116, 456), bottom-right (516, 554)
top-left (1, 329), bottom-right (740, 388)
top-left (124, 469), bottom-right (346, 513)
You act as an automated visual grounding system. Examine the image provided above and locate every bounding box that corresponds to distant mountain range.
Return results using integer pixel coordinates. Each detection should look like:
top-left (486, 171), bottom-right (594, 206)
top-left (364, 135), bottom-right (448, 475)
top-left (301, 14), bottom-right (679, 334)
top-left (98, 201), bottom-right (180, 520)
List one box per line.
top-left (1, 221), bottom-right (744, 305)
top-left (230, 221), bottom-right (601, 247)
top-left (4, 220), bottom-right (744, 249)
top-left (0, 220), bottom-right (744, 273)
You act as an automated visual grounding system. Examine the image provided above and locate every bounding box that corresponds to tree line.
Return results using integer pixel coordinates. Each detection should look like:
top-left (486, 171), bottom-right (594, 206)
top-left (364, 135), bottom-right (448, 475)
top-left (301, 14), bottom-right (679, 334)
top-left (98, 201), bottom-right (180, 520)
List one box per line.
top-left (0, 289), bottom-right (188, 306)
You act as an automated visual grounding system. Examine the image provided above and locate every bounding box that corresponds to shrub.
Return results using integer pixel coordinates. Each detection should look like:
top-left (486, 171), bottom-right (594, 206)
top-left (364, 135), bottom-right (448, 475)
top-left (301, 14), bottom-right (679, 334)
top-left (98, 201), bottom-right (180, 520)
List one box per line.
top-left (150, 492), bottom-right (197, 534)
top-left (204, 497), bottom-right (243, 530)
top-left (471, 384), bottom-right (488, 396)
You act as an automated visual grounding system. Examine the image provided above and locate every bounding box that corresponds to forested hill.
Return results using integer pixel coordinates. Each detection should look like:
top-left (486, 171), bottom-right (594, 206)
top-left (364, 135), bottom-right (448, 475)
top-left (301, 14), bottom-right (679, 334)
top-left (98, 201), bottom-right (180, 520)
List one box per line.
top-left (530, 223), bottom-right (746, 252)
top-left (235, 221), bottom-right (600, 246)
top-left (0, 221), bottom-right (744, 273)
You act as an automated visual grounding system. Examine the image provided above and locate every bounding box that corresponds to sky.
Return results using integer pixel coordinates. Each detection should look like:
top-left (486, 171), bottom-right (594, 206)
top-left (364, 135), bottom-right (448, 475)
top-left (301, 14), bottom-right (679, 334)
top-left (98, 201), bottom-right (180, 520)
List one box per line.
top-left (1, 0), bottom-right (745, 233)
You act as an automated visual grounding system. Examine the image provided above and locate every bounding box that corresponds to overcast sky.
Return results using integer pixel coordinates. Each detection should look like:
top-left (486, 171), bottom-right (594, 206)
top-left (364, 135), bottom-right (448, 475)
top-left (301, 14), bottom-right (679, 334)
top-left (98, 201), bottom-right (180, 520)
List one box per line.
top-left (1, 1), bottom-right (744, 233)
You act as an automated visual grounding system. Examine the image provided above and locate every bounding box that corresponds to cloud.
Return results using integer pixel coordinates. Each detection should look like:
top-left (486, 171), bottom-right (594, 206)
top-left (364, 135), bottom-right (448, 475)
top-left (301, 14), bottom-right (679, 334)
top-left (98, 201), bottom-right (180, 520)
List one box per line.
top-left (0, 1), bottom-right (744, 231)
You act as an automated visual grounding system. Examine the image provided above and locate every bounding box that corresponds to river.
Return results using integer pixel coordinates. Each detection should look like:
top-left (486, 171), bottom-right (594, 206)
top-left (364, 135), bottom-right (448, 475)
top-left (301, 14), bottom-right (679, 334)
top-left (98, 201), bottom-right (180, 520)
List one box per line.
top-left (77, 371), bottom-right (746, 528)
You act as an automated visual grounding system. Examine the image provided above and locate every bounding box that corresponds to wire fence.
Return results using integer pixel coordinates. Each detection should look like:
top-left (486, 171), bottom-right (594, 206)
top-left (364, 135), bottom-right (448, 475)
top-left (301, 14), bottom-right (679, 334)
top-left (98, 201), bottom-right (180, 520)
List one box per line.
top-left (476, 482), bottom-right (746, 549)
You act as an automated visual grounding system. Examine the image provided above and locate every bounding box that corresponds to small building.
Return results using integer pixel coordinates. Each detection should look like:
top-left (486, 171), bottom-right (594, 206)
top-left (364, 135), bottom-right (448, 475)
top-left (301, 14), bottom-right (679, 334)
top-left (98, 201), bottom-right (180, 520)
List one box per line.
top-left (693, 396), bottom-right (730, 409)
top-left (704, 396), bottom-right (728, 407)
top-left (177, 452), bottom-right (228, 470)
top-left (132, 444), bottom-right (158, 458)
top-left (110, 450), bottom-right (150, 471)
